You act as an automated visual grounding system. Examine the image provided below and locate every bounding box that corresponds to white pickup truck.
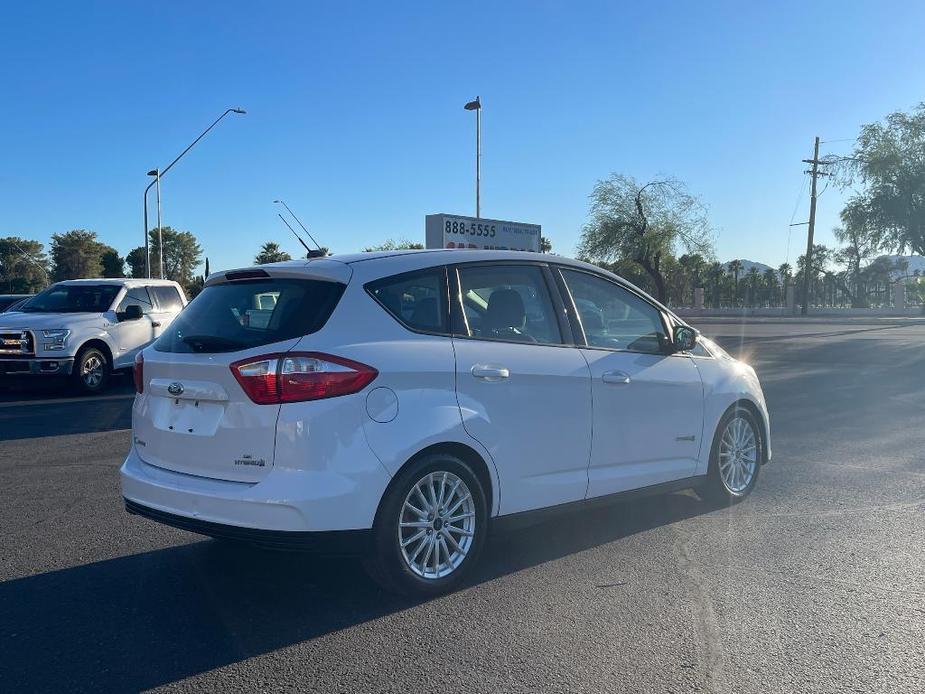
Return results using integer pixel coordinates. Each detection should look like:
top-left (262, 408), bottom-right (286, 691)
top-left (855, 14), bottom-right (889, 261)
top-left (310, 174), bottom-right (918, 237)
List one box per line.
top-left (0, 278), bottom-right (187, 393)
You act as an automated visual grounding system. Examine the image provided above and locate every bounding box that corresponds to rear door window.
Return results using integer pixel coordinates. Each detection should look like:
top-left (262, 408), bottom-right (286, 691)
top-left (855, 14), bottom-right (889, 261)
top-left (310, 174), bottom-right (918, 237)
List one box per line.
top-left (365, 267), bottom-right (448, 334)
top-left (150, 285), bottom-right (184, 312)
top-left (154, 278), bottom-right (345, 353)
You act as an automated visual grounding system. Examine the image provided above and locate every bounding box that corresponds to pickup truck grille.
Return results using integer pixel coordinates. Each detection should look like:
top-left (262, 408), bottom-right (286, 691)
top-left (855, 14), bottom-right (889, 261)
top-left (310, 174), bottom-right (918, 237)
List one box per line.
top-left (0, 329), bottom-right (34, 356)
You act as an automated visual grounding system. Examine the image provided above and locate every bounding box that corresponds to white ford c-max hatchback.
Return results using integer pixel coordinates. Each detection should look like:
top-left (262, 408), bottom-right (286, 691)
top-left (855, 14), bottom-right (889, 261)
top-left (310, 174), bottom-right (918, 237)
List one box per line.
top-left (121, 250), bottom-right (770, 594)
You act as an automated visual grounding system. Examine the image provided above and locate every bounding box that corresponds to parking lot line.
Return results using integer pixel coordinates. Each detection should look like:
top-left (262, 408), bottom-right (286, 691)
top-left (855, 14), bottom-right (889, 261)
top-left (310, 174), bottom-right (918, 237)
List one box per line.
top-left (0, 393), bottom-right (135, 409)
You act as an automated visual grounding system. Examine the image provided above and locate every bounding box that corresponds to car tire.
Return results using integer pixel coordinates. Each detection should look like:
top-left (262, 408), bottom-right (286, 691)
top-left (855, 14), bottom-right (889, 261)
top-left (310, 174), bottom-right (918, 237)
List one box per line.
top-left (365, 453), bottom-right (488, 596)
top-left (701, 404), bottom-right (763, 504)
top-left (72, 345), bottom-right (111, 394)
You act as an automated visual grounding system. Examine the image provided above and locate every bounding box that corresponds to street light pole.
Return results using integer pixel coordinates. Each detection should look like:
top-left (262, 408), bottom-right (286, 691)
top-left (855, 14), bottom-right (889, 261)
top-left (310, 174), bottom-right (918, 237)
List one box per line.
top-left (155, 169), bottom-right (163, 278)
top-left (142, 107), bottom-right (246, 278)
top-left (464, 96), bottom-right (481, 218)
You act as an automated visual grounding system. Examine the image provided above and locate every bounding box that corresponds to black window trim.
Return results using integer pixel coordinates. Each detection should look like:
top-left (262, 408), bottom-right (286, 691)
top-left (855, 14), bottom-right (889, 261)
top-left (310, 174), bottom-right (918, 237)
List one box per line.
top-left (553, 265), bottom-right (679, 356)
top-left (448, 259), bottom-right (574, 349)
top-left (363, 265), bottom-right (452, 337)
top-left (117, 285), bottom-right (155, 316)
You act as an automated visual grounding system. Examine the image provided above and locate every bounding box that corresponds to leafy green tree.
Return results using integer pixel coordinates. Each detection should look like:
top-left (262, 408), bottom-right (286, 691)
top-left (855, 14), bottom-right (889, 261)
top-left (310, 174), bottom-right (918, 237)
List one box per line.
top-left (126, 247), bottom-right (146, 278)
top-left (578, 175), bottom-right (711, 303)
top-left (841, 103), bottom-right (925, 256)
top-left (255, 241), bottom-right (292, 265)
top-left (0, 237), bottom-right (49, 292)
top-left (148, 227), bottom-right (202, 286)
top-left (795, 244), bottom-right (831, 307)
top-left (100, 246), bottom-right (125, 278)
top-left (831, 201), bottom-right (886, 307)
top-left (363, 239), bottom-right (424, 252)
top-left (51, 229), bottom-right (107, 280)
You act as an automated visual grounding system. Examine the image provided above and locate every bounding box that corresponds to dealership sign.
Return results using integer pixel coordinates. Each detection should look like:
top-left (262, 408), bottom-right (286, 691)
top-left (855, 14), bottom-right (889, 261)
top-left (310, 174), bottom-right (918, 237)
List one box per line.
top-left (425, 214), bottom-right (541, 252)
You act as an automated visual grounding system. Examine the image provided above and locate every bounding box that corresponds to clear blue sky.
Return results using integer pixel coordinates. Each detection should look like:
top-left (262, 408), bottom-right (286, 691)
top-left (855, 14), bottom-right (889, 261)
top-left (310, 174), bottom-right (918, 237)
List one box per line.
top-left (2, 1), bottom-right (924, 273)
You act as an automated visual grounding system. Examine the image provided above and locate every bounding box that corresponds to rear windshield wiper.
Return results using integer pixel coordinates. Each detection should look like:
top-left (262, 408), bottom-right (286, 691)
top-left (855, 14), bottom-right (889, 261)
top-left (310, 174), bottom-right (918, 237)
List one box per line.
top-left (179, 335), bottom-right (246, 352)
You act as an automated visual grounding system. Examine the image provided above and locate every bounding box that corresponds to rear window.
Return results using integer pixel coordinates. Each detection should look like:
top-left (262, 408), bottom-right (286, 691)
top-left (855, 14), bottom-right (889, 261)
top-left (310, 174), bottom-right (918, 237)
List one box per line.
top-left (154, 278), bottom-right (345, 353)
top-left (150, 285), bottom-right (184, 312)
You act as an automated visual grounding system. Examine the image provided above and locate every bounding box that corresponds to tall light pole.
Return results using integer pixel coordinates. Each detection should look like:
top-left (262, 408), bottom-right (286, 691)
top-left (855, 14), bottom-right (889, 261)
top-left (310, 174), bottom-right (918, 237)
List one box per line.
top-left (146, 169), bottom-right (164, 278)
top-left (143, 107), bottom-right (246, 277)
top-left (464, 96), bottom-right (481, 218)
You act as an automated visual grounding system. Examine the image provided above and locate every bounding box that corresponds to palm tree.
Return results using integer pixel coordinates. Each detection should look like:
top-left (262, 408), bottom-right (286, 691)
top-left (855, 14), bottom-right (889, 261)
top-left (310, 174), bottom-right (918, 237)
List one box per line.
top-left (777, 263), bottom-right (792, 306)
top-left (745, 267), bottom-right (761, 307)
top-left (762, 268), bottom-right (779, 306)
top-left (708, 261), bottom-right (724, 308)
top-left (254, 241), bottom-right (292, 265)
top-left (727, 260), bottom-right (743, 305)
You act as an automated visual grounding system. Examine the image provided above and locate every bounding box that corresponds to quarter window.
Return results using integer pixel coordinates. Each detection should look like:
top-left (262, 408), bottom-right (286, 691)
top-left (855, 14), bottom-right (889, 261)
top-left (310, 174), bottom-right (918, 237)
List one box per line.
top-left (366, 268), bottom-right (448, 333)
top-left (561, 269), bottom-right (667, 353)
top-left (456, 264), bottom-right (562, 345)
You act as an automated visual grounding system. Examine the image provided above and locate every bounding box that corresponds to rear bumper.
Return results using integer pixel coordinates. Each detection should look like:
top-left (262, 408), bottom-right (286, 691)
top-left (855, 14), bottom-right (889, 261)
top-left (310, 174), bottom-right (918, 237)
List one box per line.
top-left (120, 444), bottom-right (390, 534)
top-left (124, 498), bottom-right (370, 553)
top-left (0, 356), bottom-right (73, 375)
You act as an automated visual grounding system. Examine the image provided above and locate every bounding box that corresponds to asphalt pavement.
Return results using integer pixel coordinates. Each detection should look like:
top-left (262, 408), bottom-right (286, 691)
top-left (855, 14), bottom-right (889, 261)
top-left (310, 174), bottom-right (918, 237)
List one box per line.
top-left (1, 318), bottom-right (923, 693)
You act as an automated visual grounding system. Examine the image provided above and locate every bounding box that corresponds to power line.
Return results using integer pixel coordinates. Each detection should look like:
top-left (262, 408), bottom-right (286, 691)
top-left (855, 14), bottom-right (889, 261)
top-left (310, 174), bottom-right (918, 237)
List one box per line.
top-left (786, 174), bottom-right (809, 266)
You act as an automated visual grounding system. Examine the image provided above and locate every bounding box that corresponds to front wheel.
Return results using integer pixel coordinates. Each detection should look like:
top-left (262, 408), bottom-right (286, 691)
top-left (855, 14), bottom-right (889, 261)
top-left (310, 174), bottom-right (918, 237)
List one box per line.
top-left (702, 405), bottom-right (763, 504)
top-left (72, 346), bottom-right (111, 394)
top-left (366, 454), bottom-right (488, 595)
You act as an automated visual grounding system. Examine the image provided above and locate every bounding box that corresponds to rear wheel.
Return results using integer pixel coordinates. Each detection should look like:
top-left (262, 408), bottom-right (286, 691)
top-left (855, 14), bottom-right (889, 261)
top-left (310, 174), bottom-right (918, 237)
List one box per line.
top-left (702, 405), bottom-right (762, 503)
top-left (366, 454), bottom-right (488, 595)
top-left (72, 346), bottom-right (111, 394)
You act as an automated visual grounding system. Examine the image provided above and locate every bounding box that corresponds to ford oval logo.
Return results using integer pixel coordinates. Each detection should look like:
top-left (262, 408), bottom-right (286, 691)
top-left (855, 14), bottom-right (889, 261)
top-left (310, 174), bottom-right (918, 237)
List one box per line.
top-left (167, 382), bottom-right (184, 396)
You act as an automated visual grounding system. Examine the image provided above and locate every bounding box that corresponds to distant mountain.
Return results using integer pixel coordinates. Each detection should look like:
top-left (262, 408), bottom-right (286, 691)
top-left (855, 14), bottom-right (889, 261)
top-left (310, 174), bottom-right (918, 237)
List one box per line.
top-left (722, 259), bottom-right (775, 275)
top-left (880, 254), bottom-right (925, 278)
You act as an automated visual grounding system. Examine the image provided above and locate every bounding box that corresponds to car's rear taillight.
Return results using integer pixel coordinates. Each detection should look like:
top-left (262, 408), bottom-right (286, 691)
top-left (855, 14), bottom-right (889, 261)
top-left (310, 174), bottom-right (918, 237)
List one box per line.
top-left (230, 352), bottom-right (377, 404)
top-left (133, 351), bottom-right (144, 393)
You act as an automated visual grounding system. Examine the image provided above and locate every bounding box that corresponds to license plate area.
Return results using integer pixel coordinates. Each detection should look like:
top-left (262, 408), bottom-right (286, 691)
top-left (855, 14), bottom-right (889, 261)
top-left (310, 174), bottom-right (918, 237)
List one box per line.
top-left (152, 396), bottom-right (225, 437)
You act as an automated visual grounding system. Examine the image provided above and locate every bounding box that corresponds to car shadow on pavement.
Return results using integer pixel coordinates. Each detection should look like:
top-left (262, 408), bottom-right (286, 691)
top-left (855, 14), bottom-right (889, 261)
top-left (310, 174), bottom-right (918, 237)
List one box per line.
top-left (0, 490), bottom-right (721, 692)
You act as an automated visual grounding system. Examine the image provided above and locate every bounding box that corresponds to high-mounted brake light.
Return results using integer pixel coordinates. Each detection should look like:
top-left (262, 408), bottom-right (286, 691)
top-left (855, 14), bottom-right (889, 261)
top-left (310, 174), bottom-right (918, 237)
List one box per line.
top-left (230, 352), bottom-right (377, 404)
top-left (133, 351), bottom-right (144, 393)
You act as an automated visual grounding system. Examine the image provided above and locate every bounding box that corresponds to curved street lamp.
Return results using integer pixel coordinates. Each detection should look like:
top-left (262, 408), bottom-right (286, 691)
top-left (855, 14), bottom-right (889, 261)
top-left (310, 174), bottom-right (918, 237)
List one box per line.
top-left (143, 107), bottom-right (246, 278)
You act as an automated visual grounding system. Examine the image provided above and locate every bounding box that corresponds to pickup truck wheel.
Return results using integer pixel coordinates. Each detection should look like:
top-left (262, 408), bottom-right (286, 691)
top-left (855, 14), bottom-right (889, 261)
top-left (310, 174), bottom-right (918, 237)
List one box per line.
top-left (73, 346), bottom-right (111, 394)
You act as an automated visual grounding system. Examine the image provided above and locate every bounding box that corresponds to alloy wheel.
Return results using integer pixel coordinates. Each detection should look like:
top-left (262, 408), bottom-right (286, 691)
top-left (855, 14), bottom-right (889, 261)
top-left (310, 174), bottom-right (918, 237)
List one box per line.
top-left (718, 415), bottom-right (758, 494)
top-left (398, 470), bottom-right (476, 579)
top-left (81, 354), bottom-right (105, 388)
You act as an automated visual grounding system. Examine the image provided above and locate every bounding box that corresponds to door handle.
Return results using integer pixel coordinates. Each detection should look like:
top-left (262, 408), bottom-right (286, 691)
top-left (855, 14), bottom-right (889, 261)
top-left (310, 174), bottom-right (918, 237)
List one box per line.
top-left (602, 370), bottom-right (631, 385)
top-left (151, 321), bottom-right (162, 328)
top-left (471, 365), bottom-right (510, 381)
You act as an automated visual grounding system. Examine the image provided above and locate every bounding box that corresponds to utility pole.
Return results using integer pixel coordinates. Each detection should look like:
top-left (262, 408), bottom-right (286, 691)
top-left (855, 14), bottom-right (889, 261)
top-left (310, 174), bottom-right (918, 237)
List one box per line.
top-left (800, 136), bottom-right (821, 315)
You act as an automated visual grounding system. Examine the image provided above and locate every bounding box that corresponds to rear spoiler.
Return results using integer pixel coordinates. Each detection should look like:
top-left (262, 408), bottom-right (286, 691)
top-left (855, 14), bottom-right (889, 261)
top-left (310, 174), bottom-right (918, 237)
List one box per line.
top-left (206, 259), bottom-right (352, 287)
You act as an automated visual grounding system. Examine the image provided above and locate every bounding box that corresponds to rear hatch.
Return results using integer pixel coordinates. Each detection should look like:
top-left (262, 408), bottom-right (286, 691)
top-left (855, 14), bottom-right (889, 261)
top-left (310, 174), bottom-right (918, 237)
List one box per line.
top-left (133, 264), bottom-right (348, 483)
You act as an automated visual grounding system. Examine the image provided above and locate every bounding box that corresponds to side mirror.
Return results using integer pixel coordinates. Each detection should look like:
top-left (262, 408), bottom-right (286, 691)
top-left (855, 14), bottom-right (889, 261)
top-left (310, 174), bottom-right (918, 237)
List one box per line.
top-left (122, 304), bottom-right (144, 321)
top-left (672, 325), bottom-right (698, 352)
